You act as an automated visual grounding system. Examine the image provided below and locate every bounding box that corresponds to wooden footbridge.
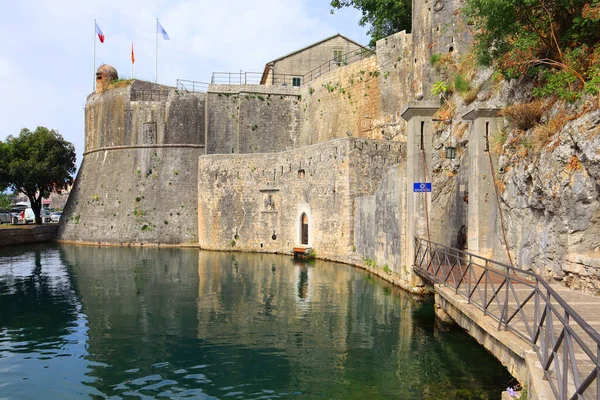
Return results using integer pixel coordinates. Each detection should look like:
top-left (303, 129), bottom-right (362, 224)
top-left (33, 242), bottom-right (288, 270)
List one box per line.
top-left (413, 238), bottom-right (600, 400)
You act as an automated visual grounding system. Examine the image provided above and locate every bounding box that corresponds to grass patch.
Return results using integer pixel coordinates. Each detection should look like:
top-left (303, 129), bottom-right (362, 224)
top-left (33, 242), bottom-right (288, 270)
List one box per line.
top-left (500, 101), bottom-right (544, 131)
top-left (454, 74), bottom-right (471, 94)
top-left (364, 258), bottom-right (376, 268)
top-left (141, 224), bottom-right (152, 232)
top-left (105, 79), bottom-right (135, 90)
top-left (491, 130), bottom-right (508, 154)
top-left (530, 111), bottom-right (566, 154)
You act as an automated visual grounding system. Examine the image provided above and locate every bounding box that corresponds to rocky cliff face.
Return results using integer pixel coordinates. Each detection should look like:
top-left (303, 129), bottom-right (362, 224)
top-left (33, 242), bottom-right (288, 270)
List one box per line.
top-left (498, 99), bottom-right (600, 294)
top-left (428, 64), bottom-right (600, 294)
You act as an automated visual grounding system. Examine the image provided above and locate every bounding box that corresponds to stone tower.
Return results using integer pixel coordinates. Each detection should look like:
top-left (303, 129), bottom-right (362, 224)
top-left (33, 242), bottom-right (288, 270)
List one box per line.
top-left (95, 64), bottom-right (118, 93)
top-left (411, 0), bottom-right (472, 98)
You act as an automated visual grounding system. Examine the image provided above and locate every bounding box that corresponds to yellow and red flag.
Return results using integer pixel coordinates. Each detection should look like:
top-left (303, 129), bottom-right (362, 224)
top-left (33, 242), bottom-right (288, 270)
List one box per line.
top-left (131, 42), bottom-right (135, 64)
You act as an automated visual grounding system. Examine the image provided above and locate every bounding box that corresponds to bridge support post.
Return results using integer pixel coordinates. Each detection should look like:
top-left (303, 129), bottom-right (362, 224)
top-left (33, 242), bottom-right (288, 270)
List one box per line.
top-left (462, 107), bottom-right (503, 259)
top-left (401, 101), bottom-right (440, 289)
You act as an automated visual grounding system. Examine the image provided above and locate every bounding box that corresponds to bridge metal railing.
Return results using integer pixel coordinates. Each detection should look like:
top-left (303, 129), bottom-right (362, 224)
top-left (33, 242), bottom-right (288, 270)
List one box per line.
top-left (414, 237), bottom-right (600, 400)
top-left (176, 79), bottom-right (209, 93)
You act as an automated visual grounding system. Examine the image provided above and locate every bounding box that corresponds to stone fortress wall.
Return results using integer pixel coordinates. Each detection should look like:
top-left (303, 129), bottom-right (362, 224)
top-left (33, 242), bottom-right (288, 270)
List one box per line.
top-left (60, 34), bottom-right (412, 248)
top-left (205, 85), bottom-right (301, 154)
top-left (60, 0), bottom-right (599, 294)
top-left (59, 81), bottom-right (206, 244)
top-left (198, 138), bottom-right (404, 260)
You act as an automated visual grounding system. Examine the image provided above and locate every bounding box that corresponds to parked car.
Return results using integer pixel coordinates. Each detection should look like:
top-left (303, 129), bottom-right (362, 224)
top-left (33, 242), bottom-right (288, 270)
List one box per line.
top-left (50, 212), bottom-right (62, 223)
top-left (11, 207), bottom-right (35, 224)
top-left (0, 209), bottom-right (11, 224)
top-left (41, 209), bottom-right (50, 224)
top-left (23, 208), bottom-right (35, 223)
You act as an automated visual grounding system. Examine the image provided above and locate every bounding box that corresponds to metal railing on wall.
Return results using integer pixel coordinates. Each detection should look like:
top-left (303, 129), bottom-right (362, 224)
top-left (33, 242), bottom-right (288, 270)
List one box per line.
top-left (176, 79), bottom-right (209, 93)
top-left (211, 72), bottom-right (263, 85)
top-left (209, 72), bottom-right (301, 86)
top-left (414, 238), bottom-right (600, 400)
top-left (301, 47), bottom-right (375, 84)
top-left (207, 47), bottom-right (375, 88)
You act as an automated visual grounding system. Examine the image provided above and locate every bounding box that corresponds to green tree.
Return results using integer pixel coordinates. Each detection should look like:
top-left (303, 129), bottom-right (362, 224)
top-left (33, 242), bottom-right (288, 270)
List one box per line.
top-left (0, 192), bottom-right (13, 210)
top-left (330, 0), bottom-right (412, 47)
top-left (0, 127), bottom-right (76, 224)
top-left (464, 0), bottom-right (600, 98)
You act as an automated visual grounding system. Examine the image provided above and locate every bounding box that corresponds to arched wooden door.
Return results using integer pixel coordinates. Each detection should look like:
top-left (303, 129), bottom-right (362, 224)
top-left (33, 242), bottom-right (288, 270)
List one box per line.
top-left (301, 213), bottom-right (309, 245)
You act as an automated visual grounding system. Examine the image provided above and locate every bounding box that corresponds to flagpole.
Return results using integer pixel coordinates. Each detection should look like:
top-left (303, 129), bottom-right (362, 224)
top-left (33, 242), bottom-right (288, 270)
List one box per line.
top-left (155, 18), bottom-right (158, 83)
top-left (93, 19), bottom-right (96, 91)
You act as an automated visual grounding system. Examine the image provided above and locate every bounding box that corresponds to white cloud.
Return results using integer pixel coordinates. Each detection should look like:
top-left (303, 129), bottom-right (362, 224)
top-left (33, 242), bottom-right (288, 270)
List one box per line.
top-left (0, 0), bottom-right (368, 164)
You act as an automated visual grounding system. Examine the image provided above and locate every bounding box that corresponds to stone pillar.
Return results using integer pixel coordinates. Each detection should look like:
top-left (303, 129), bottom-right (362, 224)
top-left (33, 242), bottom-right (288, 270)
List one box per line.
top-left (401, 101), bottom-right (440, 287)
top-left (462, 107), bottom-right (503, 258)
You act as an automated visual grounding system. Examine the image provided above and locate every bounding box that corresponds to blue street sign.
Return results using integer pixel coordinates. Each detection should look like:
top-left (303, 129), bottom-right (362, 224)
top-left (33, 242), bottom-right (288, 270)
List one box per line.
top-left (413, 182), bottom-right (432, 192)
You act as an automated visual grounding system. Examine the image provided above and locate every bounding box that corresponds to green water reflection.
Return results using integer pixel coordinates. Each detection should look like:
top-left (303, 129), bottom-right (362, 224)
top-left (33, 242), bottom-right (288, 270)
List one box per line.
top-left (0, 244), bottom-right (512, 399)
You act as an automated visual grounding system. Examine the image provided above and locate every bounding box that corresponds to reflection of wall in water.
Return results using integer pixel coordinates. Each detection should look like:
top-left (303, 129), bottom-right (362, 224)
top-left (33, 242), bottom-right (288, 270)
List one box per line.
top-left (60, 245), bottom-right (200, 368)
top-left (0, 247), bottom-right (80, 346)
top-left (195, 251), bottom-right (418, 385)
top-left (295, 263), bottom-right (313, 306)
top-left (54, 245), bottom-right (438, 395)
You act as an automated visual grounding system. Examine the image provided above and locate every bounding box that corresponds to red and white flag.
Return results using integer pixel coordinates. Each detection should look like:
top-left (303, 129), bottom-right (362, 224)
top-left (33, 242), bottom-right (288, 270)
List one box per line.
top-left (131, 42), bottom-right (135, 64)
top-left (95, 22), bottom-right (104, 43)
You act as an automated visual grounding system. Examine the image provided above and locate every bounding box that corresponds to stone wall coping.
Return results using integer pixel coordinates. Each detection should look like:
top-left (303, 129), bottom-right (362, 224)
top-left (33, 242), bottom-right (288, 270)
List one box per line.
top-left (84, 144), bottom-right (205, 156)
top-left (400, 100), bottom-right (441, 120)
top-left (0, 225), bottom-right (58, 247)
top-left (86, 86), bottom-right (130, 103)
top-left (208, 84), bottom-right (301, 96)
top-left (199, 137), bottom-right (404, 160)
top-left (462, 107), bottom-right (503, 120)
top-left (375, 30), bottom-right (410, 47)
top-left (86, 80), bottom-right (175, 103)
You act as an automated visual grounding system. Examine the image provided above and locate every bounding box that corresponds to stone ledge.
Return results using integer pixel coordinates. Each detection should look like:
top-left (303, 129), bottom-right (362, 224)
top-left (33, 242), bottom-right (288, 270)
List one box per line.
top-left (566, 253), bottom-right (600, 271)
top-left (56, 239), bottom-right (199, 248)
top-left (0, 225), bottom-right (58, 247)
top-left (436, 285), bottom-right (554, 399)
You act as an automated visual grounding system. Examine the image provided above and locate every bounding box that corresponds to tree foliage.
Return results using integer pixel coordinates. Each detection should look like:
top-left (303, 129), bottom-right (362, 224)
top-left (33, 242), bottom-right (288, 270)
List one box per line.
top-left (0, 192), bottom-right (12, 210)
top-left (464, 0), bottom-right (600, 100)
top-left (330, 0), bottom-right (412, 47)
top-left (0, 127), bottom-right (76, 224)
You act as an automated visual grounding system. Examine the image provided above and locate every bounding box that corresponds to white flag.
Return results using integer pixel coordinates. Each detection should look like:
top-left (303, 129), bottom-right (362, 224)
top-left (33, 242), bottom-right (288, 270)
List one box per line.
top-left (157, 20), bottom-right (170, 40)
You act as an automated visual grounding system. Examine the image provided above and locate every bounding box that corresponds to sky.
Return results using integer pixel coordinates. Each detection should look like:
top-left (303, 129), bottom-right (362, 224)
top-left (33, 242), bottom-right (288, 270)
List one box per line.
top-left (0, 0), bottom-right (369, 166)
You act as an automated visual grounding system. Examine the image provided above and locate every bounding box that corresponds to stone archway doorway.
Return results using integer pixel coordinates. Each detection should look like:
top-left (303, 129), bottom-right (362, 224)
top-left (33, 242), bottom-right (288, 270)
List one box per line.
top-left (301, 213), bottom-right (309, 245)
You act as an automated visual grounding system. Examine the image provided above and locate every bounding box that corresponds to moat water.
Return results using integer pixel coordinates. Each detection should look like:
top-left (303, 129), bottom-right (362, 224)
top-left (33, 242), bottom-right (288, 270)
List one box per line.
top-left (0, 244), bottom-right (512, 399)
